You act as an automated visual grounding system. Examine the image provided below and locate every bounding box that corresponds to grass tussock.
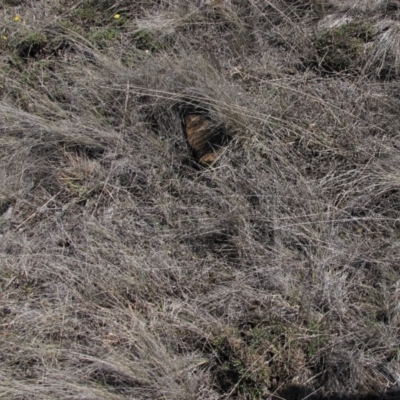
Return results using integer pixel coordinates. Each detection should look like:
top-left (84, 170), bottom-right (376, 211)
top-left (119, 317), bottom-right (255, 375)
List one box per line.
top-left (1, 0), bottom-right (400, 399)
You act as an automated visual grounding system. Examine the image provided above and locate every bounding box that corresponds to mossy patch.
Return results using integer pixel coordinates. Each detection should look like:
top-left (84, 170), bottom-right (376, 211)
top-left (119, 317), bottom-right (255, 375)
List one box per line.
top-left (313, 20), bottom-right (375, 73)
top-left (210, 333), bottom-right (270, 397)
top-left (74, 2), bottom-right (107, 26)
top-left (74, 1), bottom-right (126, 27)
top-left (132, 29), bottom-right (175, 52)
top-left (90, 28), bottom-right (120, 48)
top-left (14, 32), bottom-right (48, 59)
top-left (304, 321), bottom-right (330, 357)
top-left (57, 20), bottom-right (86, 37)
top-left (208, 322), bottom-right (330, 397)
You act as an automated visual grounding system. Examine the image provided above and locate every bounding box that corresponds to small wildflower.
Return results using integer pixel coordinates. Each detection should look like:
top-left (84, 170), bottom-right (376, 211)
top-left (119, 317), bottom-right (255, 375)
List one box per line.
top-left (13, 15), bottom-right (21, 22)
top-left (1, 36), bottom-right (7, 41)
top-left (113, 14), bottom-right (120, 19)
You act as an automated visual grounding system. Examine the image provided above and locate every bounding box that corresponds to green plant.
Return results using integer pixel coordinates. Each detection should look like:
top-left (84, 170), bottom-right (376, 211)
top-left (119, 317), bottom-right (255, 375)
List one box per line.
top-left (74, 4), bottom-right (99, 25)
top-left (14, 31), bottom-right (48, 59)
top-left (305, 322), bottom-right (329, 357)
top-left (74, 1), bottom-right (126, 26)
top-left (132, 29), bottom-right (169, 52)
top-left (210, 333), bottom-right (270, 397)
top-left (314, 20), bottom-right (375, 72)
top-left (90, 28), bottom-right (120, 48)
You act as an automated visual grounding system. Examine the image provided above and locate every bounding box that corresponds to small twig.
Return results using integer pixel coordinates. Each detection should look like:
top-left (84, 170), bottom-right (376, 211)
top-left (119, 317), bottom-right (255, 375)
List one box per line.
top-left (121, 79), bottom-right (130, 134)
top-left (14, 191), bottom-right (61, 232)
top-left (3, 276), bottom-right (17, 290)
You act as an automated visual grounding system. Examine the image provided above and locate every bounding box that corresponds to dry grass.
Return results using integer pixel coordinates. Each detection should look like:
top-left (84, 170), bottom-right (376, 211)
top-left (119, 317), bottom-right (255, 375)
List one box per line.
top-left (1, 0), bottom-right (400, 399)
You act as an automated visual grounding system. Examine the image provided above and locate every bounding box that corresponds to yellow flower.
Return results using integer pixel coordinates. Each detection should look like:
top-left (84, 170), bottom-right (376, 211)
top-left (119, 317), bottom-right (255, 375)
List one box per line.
top-left (1, 36), bottom-right (7, 41)
top-left (13, 15), bottom-right (21, 22)
top-left (113, 14), bottom-right (120, 19)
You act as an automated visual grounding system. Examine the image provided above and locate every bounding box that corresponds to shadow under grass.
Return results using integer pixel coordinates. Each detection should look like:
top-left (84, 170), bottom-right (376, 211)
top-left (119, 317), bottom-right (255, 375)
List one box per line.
top-left (276, 384), bottom-right (400, 400)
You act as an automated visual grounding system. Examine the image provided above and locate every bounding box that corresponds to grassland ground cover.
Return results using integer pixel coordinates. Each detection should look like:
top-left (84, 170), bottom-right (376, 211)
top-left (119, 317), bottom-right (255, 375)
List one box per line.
top-left (1, 0), bottom-right (400, 399)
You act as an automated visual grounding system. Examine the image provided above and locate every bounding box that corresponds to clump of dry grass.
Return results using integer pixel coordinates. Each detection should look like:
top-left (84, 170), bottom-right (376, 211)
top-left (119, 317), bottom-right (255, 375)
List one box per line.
top-left (366, 19), bottom-right (400, 79)
top-left (1, 0), bottom-right (400, 399)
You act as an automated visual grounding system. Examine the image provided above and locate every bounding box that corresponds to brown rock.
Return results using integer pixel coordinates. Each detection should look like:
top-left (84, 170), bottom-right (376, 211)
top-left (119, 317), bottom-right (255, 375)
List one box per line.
top-left (183, 114), bottom-right (227, 165)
